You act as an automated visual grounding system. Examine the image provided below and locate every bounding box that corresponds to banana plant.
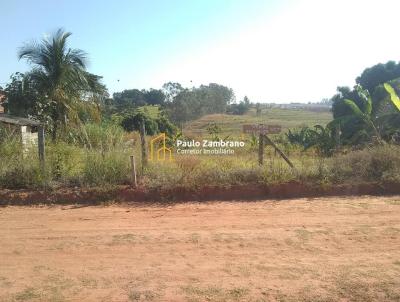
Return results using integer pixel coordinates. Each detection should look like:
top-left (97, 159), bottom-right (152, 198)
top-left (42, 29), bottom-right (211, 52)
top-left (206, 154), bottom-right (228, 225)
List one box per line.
top-left (286, 125), bottom-right (336, 156)
top-left (329, 85), bottom-right (382, 144)
top-left (383, 83), bottom-right (400, 112)
top-left (373, 82), bottom-right (400, 141)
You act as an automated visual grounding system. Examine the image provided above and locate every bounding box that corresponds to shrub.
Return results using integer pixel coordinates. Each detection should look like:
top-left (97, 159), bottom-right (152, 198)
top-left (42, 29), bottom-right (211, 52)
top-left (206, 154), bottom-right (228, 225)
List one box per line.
top-left (330, 145), bottom-right (400, 182)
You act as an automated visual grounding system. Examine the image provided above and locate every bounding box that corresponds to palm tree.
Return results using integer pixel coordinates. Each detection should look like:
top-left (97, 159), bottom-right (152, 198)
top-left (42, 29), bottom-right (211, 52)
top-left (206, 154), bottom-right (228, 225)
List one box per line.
top-left (18, 28), bottom-right (106, 140)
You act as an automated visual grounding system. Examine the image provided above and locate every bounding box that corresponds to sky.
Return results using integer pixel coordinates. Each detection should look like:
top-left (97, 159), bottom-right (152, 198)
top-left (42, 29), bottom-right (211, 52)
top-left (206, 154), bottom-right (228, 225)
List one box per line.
top-left (1, 0), bottom-right (400, 103)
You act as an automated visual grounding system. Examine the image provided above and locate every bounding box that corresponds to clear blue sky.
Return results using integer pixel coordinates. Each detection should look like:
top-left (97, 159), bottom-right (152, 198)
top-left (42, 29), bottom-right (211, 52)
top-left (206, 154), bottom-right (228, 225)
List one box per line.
top-left (1, 0), bottom-right (400, 102)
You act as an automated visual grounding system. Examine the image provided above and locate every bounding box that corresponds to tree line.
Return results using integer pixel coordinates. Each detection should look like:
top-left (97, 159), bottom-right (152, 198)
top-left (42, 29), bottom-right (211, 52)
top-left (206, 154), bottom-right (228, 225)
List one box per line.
top-left (287, 61), bottom-right (400, 155)
top-left (1, 28), bottom-right (399, 150)
top-left (0, 28), bottom-right (252, 140)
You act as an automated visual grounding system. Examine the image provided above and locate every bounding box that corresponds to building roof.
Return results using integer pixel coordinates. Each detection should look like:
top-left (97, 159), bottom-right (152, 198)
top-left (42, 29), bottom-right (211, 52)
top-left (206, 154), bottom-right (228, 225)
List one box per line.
top-left (0, 114), bottom-right (41, 126)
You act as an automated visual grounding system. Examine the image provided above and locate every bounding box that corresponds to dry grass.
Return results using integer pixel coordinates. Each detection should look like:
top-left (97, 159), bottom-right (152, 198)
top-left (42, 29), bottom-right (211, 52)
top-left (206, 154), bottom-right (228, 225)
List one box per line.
top-left (184, 107), bottom-right (332, 136)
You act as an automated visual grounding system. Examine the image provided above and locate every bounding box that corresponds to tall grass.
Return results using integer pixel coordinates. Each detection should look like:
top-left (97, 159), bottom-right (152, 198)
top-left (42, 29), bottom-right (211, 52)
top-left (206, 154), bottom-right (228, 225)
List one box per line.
top-left (331, 145), bottom-right (400, 183)
top-left (63, 122), bottom-right (125, 151)
top-left (83, 150), bottom-right (130, 186)
top-left (0, 138), bottom-right (45, 188)
top-left (0, 123), bottom-right (133, 188)
top-left (1, 123), bottom-right (399, 189)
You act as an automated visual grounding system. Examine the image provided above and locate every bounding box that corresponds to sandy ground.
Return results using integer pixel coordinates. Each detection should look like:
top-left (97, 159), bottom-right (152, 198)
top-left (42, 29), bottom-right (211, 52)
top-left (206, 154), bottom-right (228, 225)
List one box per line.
top-left (0, 196), bottom-right (400, 302)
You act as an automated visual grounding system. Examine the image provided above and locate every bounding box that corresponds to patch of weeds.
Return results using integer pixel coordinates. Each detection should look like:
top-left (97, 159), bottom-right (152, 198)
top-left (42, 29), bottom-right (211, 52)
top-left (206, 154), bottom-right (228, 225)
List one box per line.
top-left (237, 265), bottom-right (252, 277)
top-left (255, 264), bottom-right (275, 272)
top-left (222, 263), bottom-right (235, 275)
top-left (110, 233), bottom-right (136, 245)
top-left (41, 273), bottom-right (74, 301)
top-left (331, 268), bottom-right (400, 302)
top-left (385, 200), bottom-right (400, 205)
top-left (357, 202), bottom-right (370, 209)
top-left (335, 278), bottom-right (400, 302)
top-left (295, 228), bottom-right (313, 242)
top-left (14, 287), bottom-right (40, 301)
top-left (51, 241), bottom-right (82, 251)
top-left (212, 232), bottom-right (242, 243)
top-left (228, 287), bottom-right (249, 300)
top-left (79, 276), bottom-right (98, 289)
top-left (0, 276), bottom-right (12, 288)
top-left (277, 271), bottom-right (301, 280)
top-left (182, 285), bottom-right (250, 302)
top-left (381, 227), bottom-right (400, 237)
top-left (355, 225), bottom-right (373, 234)
top-left (212, 233), bottom-right (224, 242)
top-left (313, 229), bottom-right (331, 235)
top-left (181, 285), bottom-right (224, 301)
top-left (33, 265), bottom-right (50, 272)
top-left (274, 288), bottom-right (335, 302)
top-left (188, 233), bottom-right (201, 244)
top-left (128, 289), bottom-right (157, 301)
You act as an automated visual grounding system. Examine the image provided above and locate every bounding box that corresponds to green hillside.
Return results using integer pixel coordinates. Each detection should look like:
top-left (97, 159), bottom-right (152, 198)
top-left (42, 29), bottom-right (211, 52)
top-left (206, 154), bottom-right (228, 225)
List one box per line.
top-left (184, 107), bottom-right (332, 136)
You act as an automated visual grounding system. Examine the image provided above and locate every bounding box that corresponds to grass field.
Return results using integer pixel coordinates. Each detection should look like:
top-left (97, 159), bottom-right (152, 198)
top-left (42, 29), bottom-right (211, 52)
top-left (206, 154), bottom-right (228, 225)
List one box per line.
top-left (184, 107), bottom-right (332, 136)
top-left (1, 196), bottom-right (399, 301)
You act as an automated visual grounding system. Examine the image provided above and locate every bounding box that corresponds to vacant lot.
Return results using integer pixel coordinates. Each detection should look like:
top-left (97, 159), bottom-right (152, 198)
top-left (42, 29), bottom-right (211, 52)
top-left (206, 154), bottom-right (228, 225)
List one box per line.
top-left (184, 108), bottom-right (332, 136)
top-left (1, 196), bottom-right (399, 301)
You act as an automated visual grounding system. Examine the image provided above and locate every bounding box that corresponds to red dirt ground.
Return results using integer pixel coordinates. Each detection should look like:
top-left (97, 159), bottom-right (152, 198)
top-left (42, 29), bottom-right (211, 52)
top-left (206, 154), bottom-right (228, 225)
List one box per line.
top-left (1, 196), bottom-right (400, 301)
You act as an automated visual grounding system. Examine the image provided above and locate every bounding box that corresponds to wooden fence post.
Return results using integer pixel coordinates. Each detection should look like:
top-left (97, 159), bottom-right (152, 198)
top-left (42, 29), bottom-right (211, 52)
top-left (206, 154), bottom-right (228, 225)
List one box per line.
top-left (258, 134), bottom-right (264, 165)
top-left (130, 155), bottom-right (137, 188)
top-left (139, 121), bottom-right (147, 174)
top-left (38, 125), bottom-right (45, 173)
top-left (263, 134), bottom-right (294, 169)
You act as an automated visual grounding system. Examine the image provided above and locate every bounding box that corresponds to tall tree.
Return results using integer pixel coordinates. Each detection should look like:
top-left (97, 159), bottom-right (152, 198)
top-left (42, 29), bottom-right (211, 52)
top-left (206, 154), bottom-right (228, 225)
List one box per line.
top-left (143, 89), bottom-right (166, 106)
top-left (356, 61), bottom-right (400, 94)
top-left (112, 89), bottom-right (146, 110)
top-left (167, 83), bottom-right (234, 123)
top-left (162, 82), bottom-right (183, 102)
top-left (18, 28), bottom-right (107, 139)
top-left (2, 72), bottom-right (39, 116)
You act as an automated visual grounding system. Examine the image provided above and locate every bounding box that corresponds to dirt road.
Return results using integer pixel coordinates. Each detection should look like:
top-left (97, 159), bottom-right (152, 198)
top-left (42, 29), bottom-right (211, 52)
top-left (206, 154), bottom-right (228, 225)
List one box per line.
top-left (1, 196), bottom-right (400, 301)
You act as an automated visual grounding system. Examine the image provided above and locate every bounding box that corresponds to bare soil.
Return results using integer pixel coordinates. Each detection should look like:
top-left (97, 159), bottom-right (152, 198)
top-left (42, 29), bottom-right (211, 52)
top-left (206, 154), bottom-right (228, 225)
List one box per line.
top-left (1, 196), bottom-right (400, 301)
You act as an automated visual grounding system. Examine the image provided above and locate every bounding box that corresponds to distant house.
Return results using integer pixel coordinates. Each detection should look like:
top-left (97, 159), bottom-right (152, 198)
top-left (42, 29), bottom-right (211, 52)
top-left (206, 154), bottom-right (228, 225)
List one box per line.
top-left (0, 92), bottom-right (45, 164)
top-left (0, 114), bottom-right (41, 153)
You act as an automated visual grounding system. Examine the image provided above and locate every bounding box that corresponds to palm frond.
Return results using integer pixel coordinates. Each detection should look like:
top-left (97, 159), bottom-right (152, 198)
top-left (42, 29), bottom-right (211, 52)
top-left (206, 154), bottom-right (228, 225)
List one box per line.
top-left (343, 99), bottom-right (364, 118)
